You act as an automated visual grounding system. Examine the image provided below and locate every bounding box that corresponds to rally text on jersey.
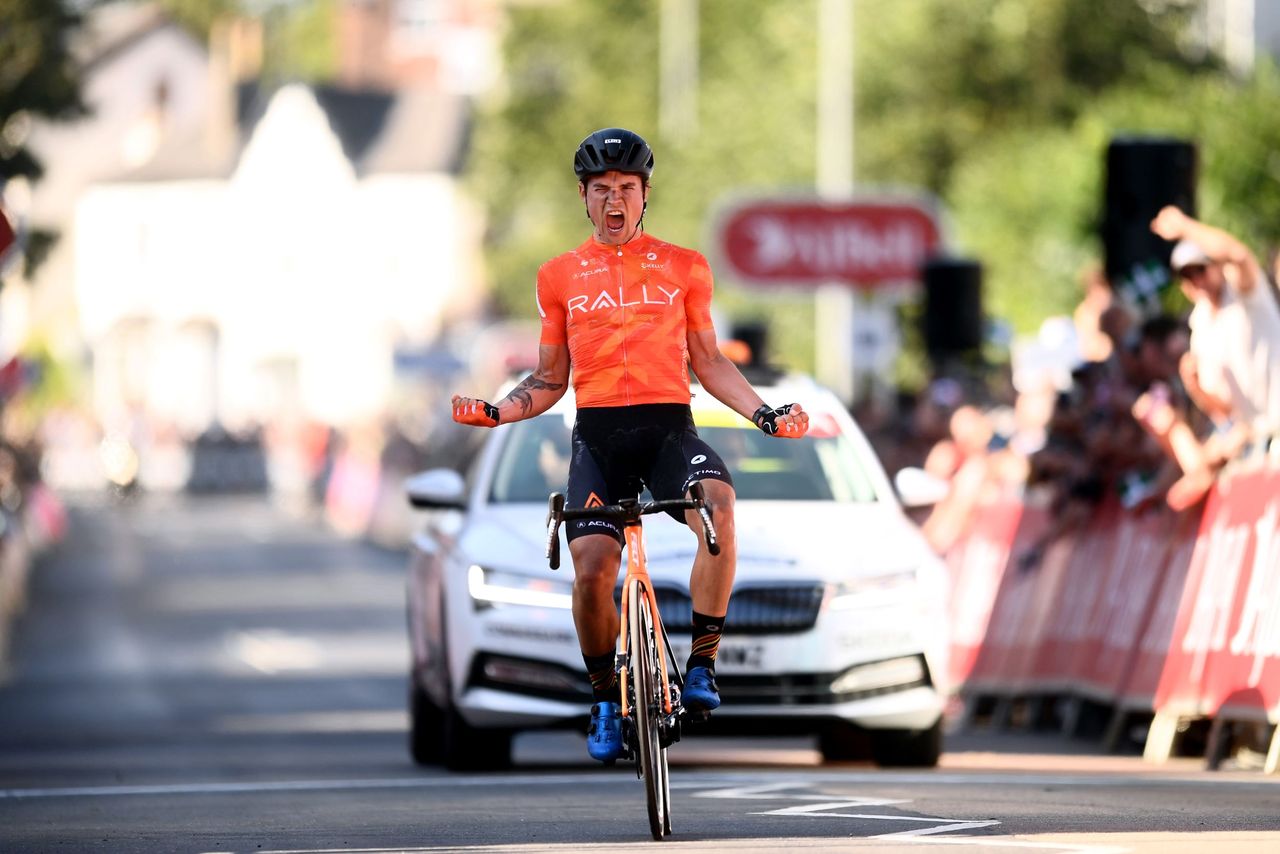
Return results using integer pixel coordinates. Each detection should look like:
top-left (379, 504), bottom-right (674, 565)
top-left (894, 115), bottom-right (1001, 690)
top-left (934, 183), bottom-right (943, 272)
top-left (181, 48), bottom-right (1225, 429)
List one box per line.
top-left (568, 285), bottom-right (682, 316)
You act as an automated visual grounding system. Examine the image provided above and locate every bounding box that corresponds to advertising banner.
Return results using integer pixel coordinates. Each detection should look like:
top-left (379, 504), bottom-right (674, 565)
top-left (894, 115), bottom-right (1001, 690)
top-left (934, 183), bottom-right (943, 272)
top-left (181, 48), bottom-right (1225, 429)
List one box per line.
top-left (1070, 508), bottom-right (1175, 699)
top-left (1154, 468), bottom-right (1280, 721)
top-left (945, 497), bottom-right (1022, 688)
top-left (1115, 510), bottom-right (1201, 709)
top-left (713, 197), bottom-right (941, 290)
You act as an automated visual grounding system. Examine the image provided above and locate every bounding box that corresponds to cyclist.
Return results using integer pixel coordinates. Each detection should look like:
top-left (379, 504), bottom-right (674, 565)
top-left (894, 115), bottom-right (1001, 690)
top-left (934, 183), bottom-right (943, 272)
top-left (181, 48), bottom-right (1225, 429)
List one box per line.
top-left (452, 128), bottom-right (808, 762)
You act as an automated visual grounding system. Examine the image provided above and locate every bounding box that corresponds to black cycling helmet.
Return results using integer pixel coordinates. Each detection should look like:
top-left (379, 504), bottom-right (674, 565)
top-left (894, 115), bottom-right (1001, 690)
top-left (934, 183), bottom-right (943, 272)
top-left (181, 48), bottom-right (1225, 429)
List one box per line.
top-left (573, 128), bottom-right (655, 182)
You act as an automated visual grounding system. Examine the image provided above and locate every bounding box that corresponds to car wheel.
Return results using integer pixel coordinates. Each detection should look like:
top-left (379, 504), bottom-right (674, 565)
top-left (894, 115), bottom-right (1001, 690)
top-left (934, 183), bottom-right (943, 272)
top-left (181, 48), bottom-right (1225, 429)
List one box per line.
top-left (869, 720), bottom-right (943, 768)
top-left (818, 720), bottom-right (867, 763)
top-left (441, 704), bottom-right (513, 772)
top-left (409, 679), bottom-right (445, 765)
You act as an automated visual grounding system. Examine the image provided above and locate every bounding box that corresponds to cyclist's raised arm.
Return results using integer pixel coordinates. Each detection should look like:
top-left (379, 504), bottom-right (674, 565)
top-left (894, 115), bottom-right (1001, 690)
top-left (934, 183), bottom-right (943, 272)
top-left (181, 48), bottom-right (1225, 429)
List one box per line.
top-left (497, 343), bottom-right (572, 422)
top-left (686, 328), bottom-right (809, 438)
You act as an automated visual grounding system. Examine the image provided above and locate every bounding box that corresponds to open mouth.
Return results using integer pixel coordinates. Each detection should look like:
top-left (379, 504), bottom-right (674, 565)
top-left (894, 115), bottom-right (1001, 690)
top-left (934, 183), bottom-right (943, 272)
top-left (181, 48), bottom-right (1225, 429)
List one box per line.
top-left (606, 211), bottom-right (626, 234)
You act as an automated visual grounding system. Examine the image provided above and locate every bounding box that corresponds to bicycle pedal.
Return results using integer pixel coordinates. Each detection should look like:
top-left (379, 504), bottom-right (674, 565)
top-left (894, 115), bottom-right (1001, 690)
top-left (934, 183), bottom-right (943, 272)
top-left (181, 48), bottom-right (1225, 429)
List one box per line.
top-left (685, 709), bottom-right (711, 724)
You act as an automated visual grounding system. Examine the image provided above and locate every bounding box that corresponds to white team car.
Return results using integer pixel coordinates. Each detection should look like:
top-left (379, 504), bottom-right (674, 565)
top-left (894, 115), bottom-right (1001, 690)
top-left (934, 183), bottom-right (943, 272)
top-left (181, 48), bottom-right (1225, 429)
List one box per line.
top-left (405, 374), bottom-right (950, 770)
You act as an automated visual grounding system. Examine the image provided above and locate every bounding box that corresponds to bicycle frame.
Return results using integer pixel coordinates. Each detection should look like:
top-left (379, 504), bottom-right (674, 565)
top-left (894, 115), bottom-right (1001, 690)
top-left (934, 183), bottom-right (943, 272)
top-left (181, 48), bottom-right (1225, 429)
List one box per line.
top-left (617, 521), bottom-right (674, 719)
top-left (545, 485), bottom-right (718, 840)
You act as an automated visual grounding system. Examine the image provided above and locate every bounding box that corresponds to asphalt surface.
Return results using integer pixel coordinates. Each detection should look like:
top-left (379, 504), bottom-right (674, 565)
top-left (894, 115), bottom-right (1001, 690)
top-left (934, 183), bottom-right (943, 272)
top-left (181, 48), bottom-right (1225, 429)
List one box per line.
top-left (0, 494), bottom-right (1277, 854)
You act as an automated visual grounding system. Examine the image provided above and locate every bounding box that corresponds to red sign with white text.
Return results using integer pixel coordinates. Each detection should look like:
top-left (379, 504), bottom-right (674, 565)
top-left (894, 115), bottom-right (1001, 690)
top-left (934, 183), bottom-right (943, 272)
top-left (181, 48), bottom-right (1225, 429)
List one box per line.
top-left (715, 198), bottom-right (941, 289)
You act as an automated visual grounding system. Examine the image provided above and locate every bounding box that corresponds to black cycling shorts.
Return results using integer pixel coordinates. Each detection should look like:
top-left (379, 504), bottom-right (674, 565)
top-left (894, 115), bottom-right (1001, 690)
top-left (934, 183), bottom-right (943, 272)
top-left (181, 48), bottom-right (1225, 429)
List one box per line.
top-left (566, 403), bottom-right (734, 544)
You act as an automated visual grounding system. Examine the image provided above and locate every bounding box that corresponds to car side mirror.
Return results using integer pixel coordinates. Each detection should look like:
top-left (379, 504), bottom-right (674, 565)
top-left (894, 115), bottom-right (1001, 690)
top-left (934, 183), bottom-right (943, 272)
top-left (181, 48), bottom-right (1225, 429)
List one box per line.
top-left (405, 468), bottom-right (467, 510)
top-left (893, 467), bottom-right (950, 509)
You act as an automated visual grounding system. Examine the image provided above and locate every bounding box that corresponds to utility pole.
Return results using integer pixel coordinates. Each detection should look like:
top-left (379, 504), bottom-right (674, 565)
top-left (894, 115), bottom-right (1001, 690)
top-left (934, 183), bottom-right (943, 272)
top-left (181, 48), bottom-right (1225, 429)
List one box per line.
top-left (659, 0), bottom-right (699, 141)
top-left (814, 0), bottom-right (856, 405)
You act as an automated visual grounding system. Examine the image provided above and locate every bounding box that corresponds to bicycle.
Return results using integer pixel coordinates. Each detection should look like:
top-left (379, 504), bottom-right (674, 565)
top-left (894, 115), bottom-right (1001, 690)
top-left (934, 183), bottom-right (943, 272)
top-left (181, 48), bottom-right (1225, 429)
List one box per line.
top-left (544, 482), bottom-right (721, 840)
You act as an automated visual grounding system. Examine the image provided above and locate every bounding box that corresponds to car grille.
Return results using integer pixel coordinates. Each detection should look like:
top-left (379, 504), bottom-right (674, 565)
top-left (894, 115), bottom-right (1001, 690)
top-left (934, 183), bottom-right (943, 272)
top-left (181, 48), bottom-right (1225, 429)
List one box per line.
top-left (614, 583), bottom-right (826, 635)
top-left (468, 651), bottom-right (932, 707)
top-left (717, 656), bottom-right (931, 705)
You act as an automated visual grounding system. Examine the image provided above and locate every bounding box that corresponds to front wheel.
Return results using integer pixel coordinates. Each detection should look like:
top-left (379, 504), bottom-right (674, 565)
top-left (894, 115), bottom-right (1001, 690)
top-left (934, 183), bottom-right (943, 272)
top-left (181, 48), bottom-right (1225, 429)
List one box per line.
top-left (409, 680), bottom-right (444, 765)
top-left (410, 675), bottom-right (512, 771)
top-left (630, 579), bottom-right (671, 839)
top-left (870, 720), bottom-right (943, 768)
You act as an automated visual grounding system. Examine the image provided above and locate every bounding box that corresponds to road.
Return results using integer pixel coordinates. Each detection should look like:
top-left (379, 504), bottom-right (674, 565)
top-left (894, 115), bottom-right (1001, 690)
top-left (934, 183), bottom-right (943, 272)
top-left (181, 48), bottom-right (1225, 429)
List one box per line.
top-left (0, 494), bottom-right (1276, 854)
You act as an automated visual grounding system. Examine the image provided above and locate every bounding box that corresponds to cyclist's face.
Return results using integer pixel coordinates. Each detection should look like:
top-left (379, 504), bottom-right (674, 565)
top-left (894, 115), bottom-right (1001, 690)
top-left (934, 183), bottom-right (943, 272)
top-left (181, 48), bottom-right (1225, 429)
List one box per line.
top-left (580, 171), bottom-right (648, 245)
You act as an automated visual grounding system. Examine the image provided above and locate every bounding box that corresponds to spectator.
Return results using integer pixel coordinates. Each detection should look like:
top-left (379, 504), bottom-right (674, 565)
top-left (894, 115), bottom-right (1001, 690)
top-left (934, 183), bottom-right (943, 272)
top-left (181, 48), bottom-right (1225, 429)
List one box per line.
top-left (921, 405), bottom-right (995, 553)
top-left (1129, 313), bottom-right (1220, 510)
top-left (1148, 206), bottom-right (1280, 503)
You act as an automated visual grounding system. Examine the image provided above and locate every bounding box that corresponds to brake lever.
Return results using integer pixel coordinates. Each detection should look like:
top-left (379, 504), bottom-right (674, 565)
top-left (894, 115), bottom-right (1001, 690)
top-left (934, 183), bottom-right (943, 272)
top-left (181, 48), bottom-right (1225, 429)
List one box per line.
top-left (545, 492), bottom-right (565, 570)
top-left (687, 482), bottom-right (721, 556)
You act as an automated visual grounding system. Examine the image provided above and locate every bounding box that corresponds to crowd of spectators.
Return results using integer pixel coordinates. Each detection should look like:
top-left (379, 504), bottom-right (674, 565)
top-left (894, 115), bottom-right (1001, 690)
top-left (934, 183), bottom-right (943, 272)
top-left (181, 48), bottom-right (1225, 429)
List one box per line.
top-left (866, 207), bottom-right (1280, 561)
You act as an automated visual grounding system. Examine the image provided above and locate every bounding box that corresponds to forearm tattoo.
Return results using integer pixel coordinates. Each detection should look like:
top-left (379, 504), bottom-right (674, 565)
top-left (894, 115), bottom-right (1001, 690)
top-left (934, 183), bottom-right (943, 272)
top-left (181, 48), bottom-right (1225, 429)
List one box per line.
top-left (503, 375), bottom-right (565, 415)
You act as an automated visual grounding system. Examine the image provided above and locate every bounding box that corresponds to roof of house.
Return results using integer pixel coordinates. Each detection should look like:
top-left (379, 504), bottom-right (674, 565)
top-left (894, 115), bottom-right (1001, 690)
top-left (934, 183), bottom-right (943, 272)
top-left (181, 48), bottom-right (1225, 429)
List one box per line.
top-left (124, 81), bottom-right (470, 183)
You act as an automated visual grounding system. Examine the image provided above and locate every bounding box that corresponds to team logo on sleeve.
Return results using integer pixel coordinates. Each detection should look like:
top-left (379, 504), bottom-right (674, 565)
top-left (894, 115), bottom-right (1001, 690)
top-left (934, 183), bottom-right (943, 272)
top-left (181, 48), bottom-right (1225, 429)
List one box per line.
top-left (585, 492), bottom-right (605, 508)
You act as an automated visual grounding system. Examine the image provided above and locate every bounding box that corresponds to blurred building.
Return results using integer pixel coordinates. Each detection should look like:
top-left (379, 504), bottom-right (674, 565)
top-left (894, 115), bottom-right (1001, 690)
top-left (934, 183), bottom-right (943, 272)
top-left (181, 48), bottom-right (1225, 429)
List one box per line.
top-left (18, 1), bottom-right (494, 435)
top-left (2, 2), bottom-right (211, 362)
top-left (76, 79), bottom-right (480, 433)
top-left (337, 0), bottom-right (501, 93)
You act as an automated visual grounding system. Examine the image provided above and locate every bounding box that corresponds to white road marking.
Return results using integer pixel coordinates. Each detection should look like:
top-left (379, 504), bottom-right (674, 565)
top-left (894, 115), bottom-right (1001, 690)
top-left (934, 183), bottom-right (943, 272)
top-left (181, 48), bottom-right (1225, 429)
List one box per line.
top-left (751, 803), bottom-right (978, 823)
top-left (699, 781), bottom-right (1129, 852)
top-left (884, 837), bottom-right (1129, 853)
top-left (5, 767), bottom-right (1274, 801)
top-left (697, 781), bottom-right (999, 839)
top-left (692, 780), bottom-right (907, 805)
top-left (875, 821), bottom-right (1003, 837)
top-left (0, 773), bottom-right (632, 800)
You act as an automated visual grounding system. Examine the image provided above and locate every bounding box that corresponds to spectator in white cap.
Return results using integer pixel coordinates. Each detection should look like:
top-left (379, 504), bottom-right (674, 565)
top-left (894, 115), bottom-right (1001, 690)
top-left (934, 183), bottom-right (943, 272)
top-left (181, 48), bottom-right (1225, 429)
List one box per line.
top-left (1149, 206), bottom-right (1280, 491)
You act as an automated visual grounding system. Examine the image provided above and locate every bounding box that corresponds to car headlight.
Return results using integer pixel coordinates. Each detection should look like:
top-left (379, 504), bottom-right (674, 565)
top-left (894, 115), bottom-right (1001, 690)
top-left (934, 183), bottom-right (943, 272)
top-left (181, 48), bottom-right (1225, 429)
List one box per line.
top-left (467, 564), bottom-right (573, 610)
top-left (827, 569), bottom-right (917, 611)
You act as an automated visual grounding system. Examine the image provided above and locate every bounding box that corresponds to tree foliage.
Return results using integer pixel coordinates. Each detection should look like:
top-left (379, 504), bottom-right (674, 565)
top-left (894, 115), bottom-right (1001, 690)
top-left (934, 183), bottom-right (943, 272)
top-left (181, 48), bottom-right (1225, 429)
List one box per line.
top-left (468, 0), bottom-right (822, 366)
top-left (156, 0), bottom-right (338, 83)
top-left (154, 0), bottom-right (241, 39)
top-left (0, 0), bottom-right (86, 182)
top-left (469, 0), bottom-right (1280, 371)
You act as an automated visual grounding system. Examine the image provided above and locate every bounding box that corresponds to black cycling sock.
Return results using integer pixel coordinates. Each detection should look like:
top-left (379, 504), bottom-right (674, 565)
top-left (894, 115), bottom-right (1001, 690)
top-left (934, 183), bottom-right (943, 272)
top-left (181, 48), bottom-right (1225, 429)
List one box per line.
top-left (583, 651), bottom-right (617, 702)
top-left (687, 610), bottom-right (725, 672)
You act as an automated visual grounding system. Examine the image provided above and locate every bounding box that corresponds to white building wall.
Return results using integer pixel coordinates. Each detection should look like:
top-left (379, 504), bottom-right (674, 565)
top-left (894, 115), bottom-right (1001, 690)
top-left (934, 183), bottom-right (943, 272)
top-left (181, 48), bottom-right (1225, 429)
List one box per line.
top-left (75, 84), bottom-right (474, 434)
top-left (24, 22), bottom-right (212, 355)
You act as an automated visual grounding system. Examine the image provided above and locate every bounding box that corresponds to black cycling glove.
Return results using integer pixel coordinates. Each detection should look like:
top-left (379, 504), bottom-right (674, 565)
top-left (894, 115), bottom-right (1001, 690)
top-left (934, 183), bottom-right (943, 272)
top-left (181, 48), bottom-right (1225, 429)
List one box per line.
top-left (752, 403), bottom-right (796, 435)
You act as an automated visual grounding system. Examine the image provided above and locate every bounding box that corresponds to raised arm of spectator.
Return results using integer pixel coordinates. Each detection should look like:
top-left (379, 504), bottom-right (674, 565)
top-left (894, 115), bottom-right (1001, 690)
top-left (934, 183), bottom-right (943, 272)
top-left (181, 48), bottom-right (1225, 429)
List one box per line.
top-left (1150, 206), bottom-right (1263, 295)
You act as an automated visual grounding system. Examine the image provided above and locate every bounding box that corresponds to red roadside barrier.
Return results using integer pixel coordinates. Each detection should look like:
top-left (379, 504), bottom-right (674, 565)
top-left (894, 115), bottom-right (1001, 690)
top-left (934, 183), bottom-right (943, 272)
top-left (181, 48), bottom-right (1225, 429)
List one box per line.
top-left (943, 462), bottom-right (1278, 770)
top-left (1153, 466), bottom-right (1280, 724)
top-left (943, 497), bottom-right (1022, 689)
top-left (1111, 512), bottom-right (1200, 713)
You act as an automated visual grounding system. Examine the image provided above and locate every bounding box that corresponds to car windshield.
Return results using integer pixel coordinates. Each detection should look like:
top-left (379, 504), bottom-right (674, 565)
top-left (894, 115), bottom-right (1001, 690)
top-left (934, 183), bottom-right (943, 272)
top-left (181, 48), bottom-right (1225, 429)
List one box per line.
top-left (488, 411), bottom-right (880, 504)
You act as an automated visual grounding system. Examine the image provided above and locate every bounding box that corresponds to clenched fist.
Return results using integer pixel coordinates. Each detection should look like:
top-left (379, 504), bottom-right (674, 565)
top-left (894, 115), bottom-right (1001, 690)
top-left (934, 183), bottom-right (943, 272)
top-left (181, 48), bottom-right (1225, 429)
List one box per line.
top-left (752, 402), bottom-right (809, 438)
top-left (452, 395), bottom-right (500, 428)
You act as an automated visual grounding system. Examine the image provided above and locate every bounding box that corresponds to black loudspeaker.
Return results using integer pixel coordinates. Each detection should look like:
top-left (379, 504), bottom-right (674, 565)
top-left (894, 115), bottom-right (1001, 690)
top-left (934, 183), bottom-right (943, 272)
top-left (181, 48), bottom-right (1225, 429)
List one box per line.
top-left (1102, 137), bottom-right (1197, 290)
top-left (921, 258), bottom-right (983, 357)
top-left (730, 321), bottom-right (768, 367)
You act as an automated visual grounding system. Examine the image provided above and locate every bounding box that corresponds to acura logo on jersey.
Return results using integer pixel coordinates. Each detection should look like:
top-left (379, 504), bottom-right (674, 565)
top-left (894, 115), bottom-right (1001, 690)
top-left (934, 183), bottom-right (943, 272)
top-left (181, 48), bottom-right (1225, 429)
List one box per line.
top-left (567, 285), bottom-right (682, 316)
top-left (691, 454), bottom-right (707, 464)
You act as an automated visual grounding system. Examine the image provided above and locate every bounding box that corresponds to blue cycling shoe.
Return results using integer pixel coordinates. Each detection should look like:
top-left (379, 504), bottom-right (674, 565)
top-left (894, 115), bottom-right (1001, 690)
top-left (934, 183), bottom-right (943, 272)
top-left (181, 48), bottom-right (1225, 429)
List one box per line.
top-left (683, 666), bottom-right (721, 712)
top-left (587, 701), bottom-right (624, 762)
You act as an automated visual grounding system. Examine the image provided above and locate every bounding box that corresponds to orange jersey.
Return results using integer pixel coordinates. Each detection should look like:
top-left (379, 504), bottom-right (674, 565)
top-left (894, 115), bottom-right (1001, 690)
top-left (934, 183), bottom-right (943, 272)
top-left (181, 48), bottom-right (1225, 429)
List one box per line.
top-left (536, 233), bottom-right (715, 408)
